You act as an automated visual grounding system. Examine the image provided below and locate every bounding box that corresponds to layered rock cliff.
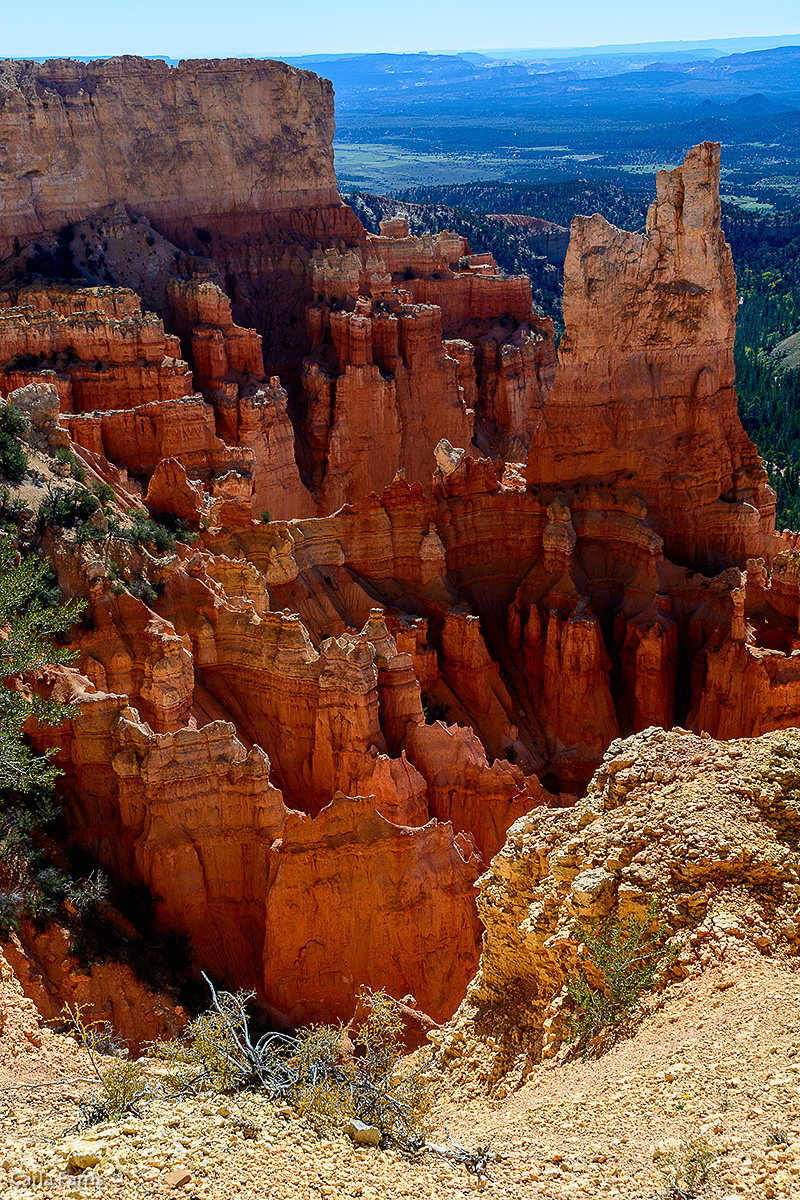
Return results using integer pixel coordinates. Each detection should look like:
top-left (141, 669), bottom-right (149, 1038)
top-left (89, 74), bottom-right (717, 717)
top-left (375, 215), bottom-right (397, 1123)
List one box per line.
top-left (0, 56), bottom-right (346, 254)
top-left (2, 56), bottom-right (800, 1043)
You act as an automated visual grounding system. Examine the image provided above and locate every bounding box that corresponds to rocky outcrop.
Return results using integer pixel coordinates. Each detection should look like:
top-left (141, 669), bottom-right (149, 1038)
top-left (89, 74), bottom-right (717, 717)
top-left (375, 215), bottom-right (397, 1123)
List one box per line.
top-left (435, 726), bottom-right (800, 1093)
top-left (262, 794), bottom-right (481, 1025)
top-left (299, 228), bottom-right (556, 501)
top-left (304, 296), bottom-right (476, 511)
top-left (0, 279), bottom-right (313, 523)
top-left (0, 283), bottom-right (192, 411)
top-left (3, 924), bottom-right (184, 1055)
top-left (0, 55), bottom-right (557, 505)
top-left (0, 945), bottom-right (85, 1071)
top-left (198, 436), bottom-right (800, 790)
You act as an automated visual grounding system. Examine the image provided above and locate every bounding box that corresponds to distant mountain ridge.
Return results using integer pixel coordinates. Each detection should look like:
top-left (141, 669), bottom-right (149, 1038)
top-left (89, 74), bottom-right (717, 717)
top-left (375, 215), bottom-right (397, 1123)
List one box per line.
top-left (290, 43), bottom-right (800, 101)
top-left (458, 33), bottom-right (800, 60)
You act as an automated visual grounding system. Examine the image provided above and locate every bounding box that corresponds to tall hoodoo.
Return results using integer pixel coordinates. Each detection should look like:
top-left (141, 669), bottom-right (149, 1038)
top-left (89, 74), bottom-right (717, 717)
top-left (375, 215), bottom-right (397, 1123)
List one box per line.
top-left (526, 142), bottom-right (775, 569)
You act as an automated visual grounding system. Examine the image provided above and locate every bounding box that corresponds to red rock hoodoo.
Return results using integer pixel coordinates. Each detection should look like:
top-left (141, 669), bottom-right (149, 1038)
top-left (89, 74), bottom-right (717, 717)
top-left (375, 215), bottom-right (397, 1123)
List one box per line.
top-left (2, 56), bottom-right (800, 1039)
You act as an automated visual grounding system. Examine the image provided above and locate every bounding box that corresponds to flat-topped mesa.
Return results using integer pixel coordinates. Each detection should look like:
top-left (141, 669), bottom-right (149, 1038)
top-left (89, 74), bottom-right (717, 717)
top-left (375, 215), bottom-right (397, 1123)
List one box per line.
top-left (526, 142), bottom-right (776, 570)
top-left (0, 56), bottom-right (359, 256)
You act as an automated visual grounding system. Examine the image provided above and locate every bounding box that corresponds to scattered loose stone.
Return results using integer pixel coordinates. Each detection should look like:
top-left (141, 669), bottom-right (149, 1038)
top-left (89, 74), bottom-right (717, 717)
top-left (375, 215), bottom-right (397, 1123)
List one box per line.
top-left (343, 1120), bottom-right (381, 1146)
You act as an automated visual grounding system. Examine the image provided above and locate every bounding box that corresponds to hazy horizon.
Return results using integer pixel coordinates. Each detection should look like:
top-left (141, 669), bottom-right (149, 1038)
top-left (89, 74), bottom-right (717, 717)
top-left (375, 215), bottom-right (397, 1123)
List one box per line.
top-left (7, 33), bottom-right (800, 68)
top-left (3, 0), bottom-right (799, 59)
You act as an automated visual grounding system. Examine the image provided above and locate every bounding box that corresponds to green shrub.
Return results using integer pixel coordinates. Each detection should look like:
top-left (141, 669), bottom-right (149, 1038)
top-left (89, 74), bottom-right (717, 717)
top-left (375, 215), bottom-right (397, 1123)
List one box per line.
top-left (0, 781), bottom-right (111, 945)
top-left (127, 576), bottom-right (160, 606)
top-left (67, 870), bottom-right (109, 918)
top-left (0, 486), bottom-right (27, 527)
top-left (97, 1057), bottom-right (153, 1118)
top-left (0, 433), bottom-right (28, 482)
top-left (0, 888), bottom-right (23, 940)
top-left (67, 931), bottom-right (97, 969)
top-left (0, 534), bottom-right (83, 795)
top-left (125, 512), bottom-right (176, 553)
top-left (565, 898), bottom-right (679, 1056)
top-left (53, 446), bottom-right (87, 483)
top-left (0, 404), bottom-right (29, 440)
top-left (37, 484), bottom-right (100, 532)
top-left (293, 989), bottom-right (431, 1151)
top-left (150, 511), bottom-right (199, 545)
top-left (260, 509), bottom-right (272, 524)
top-left (20, 563), bottom-right (63, 614)
top-left (89, 478), bottom-right (115, 505)
top-left (73, 523), bottom-right (110, 546)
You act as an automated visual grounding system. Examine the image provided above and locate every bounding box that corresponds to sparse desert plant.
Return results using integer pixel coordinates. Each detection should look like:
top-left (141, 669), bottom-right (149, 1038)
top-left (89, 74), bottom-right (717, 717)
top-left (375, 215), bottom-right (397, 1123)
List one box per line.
top-left (565, 898), bottom-right (679, 1056)
top-left (655, 1136), bottom-right (716, 1198)
top-left (61, 1000), bottom-right (127, 1058)
top-left (96, 1058), bottom-right (153, 1118)
top-left (52, 446), bottom-right (87, 482)
top-left (61, 978), bottom-right (488, 1170)
top-left (150, 979), bottom-right (436, 1154)
top-left (292, 988), bottom-right (432, 1152)
top-left (62, 1002), bottom-right (152, 1124)
top-left (260, 509), bottom-right (272, 524)
top-left (150, 983), bottom-right (259, 1094)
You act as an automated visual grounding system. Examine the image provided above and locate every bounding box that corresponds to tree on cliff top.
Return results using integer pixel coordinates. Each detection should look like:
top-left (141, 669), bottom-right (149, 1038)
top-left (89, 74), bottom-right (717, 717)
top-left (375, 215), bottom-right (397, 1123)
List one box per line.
top-left (0, 533), bottom-right (83, 796)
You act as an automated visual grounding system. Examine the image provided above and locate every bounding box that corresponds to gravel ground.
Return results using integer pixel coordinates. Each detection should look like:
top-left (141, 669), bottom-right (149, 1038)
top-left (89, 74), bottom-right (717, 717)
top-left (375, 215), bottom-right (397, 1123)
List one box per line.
top-left (0, 953), bottom-right (798, 1200)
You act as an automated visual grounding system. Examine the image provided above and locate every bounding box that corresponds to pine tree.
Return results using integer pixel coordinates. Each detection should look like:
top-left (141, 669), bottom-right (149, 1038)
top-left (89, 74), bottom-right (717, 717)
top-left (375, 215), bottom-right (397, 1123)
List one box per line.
top-left (0, 534), bottom-right (83, 795)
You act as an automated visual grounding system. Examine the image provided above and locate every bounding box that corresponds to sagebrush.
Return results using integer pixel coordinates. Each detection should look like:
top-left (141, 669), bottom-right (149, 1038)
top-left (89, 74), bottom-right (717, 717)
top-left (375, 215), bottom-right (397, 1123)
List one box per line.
top-left (655, 1136), bottom-right (716, 1199)
top-left (66, 980), bottom-right (489, 1173)
top-left (149, 979), bottom-right (431, 1152)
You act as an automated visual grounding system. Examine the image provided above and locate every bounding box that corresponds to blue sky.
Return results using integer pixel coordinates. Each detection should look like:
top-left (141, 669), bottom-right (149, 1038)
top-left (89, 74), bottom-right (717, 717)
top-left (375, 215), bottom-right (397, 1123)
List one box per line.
top-left (2, 0), bottom-right (798, 58)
